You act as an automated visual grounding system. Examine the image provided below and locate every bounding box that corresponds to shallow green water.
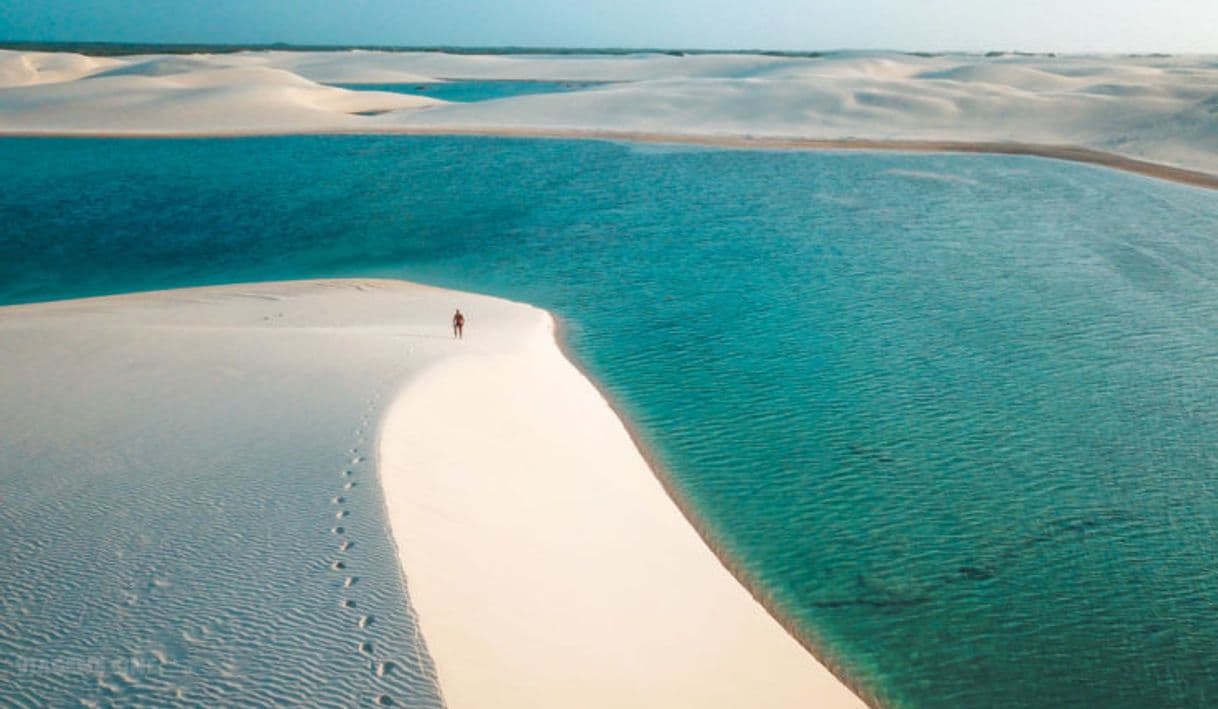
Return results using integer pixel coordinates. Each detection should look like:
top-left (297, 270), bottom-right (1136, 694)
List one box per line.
top-left (3, 136), bottom-right (1218, 707)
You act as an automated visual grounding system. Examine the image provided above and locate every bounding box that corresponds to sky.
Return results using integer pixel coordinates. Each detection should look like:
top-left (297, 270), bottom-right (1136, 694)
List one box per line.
top-left (1, 0), bottom-right (1215, 53)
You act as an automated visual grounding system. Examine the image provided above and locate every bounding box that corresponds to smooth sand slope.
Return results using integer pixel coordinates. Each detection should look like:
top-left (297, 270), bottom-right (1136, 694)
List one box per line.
top-left (0, 279), bottom-right (865, 707)
top-left (2, 48), bottom-right (1218, 179)
top-left (0, 52), bottom-right (439, 133)
top-left (381, 313), bottom-right (866, 709)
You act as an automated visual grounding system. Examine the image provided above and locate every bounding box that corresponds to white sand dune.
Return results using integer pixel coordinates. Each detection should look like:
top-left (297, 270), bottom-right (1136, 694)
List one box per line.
top-left (380, 56), bottom-right (1218, 174)
top-left (0, 279), bottom-right (867, 707)
top-left (257, 51), bottom-right (453, 85)
top-left (0, 279), bottom-right (477, 705)
top-left (85, 55), bottom-right (237, 79)
top-left (0, 50), bottom-right (123, 87)
top-left (913, 62), bottom-right (1084, 91)
top-left (2, 48), bottom-right (1217, 177)
top-left (266, 49), bottom-right (798, 83)
top-left (381, 313), bottom-right (867, 709)
top-left (0, 52), bottom-right (439, 132)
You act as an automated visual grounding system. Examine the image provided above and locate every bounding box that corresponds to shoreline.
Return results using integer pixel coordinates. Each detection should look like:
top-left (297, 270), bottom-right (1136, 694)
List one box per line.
top-left (549, 315), bottom-right (882, 708)
top-left (3, 127), bottom-right (1216, 191)
top-left (378, 306), bottom-right (869, 708)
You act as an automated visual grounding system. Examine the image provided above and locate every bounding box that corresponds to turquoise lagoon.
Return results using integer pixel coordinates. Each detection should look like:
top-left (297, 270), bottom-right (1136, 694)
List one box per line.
top-left (3, 136), bottom-right (1218, 707)
top-left (332, 80), bottom-right (607, 102)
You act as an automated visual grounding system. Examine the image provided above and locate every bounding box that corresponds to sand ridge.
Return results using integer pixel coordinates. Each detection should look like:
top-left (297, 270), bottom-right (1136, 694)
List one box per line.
top-left (379, 309), bottom-right (869, 708)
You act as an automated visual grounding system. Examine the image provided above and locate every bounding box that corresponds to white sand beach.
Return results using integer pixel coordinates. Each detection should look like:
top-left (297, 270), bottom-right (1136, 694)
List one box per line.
top-left (2, 48), bottom-right (1218, 182)
top-left (0, 280), bottom-right (867, 707)
top-left (381, 311), bottom-right (866, 709)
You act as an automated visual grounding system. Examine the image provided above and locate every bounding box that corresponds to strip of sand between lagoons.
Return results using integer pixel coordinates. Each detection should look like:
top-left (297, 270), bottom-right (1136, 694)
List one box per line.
top-left (7, 126), bottom-right (1217, 190)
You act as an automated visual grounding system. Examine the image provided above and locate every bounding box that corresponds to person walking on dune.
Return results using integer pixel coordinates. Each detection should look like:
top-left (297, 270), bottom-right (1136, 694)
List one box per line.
top-left (452, 309), bottom-right (465, 339)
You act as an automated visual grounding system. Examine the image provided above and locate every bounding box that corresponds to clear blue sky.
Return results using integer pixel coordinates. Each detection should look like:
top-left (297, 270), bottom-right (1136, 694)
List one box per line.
top-left (1, 0), bottom-right (1215, 53)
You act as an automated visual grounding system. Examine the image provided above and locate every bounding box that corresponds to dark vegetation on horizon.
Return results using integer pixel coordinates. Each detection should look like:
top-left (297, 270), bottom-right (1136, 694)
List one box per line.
top-left (0, 41), bottom-right (833, 57)
top-left (0, 40), bottom-right (1080, 59)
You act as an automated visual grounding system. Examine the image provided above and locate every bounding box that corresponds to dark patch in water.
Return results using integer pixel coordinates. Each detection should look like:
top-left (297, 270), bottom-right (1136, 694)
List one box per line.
top-left (847, 442), bottom-right (896, 464)
top-left (810, 595), bottom-right (932, 610)
top-left (948, 509), bottom-right (1142, 585)
top-left (956, 565), bottom-right (996, 582)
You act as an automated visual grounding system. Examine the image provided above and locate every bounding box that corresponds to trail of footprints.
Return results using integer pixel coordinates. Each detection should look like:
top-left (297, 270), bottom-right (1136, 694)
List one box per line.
top-left (329, 392), bottom-right (398, 707)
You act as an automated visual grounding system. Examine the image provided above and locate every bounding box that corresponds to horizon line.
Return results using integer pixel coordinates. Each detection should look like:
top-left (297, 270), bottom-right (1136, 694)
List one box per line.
top-left (0, 40), bottom-right (1193, 59)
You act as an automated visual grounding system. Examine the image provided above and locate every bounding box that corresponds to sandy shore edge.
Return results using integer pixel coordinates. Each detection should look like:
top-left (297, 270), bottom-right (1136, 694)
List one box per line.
top-left (378, 307), bottom-right (870, 708)
top-left (550, 316), bottom-right (882, 707)
top-left (5, 127), bottom-right (1216, 191)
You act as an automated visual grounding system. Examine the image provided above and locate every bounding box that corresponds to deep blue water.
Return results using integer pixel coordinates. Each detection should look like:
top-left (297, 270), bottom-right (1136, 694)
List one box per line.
top-left (332, 80), bottom-right (606, 102)
top-left (3, 136), bottom-right (1218, 707)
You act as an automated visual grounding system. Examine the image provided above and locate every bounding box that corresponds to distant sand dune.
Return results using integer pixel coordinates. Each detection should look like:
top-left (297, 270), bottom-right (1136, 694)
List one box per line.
top-left (915, 63), bottom-right (1083, 91)
top-left (0, 58), bottom-right (440, 132)
top-left (0, 50), bottom-right (121, 86)
top-left (2, 48), bottom-right (1216, 183)
top-left (87, 55), bottom-right (225, 79)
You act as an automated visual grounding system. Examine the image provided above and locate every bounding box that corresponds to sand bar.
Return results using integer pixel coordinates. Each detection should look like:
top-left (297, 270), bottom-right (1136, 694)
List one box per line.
top-left (380, 309), bottom-right (869, 708)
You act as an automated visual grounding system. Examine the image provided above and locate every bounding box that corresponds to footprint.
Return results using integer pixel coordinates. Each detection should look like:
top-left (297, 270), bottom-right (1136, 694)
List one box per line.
top-left (351, 456), bottom-right (365, 465)
top-left (336, 510), bottom-right (349, 519)
top-left (342, 599), bottom-right (356, 609)
top-left (343, 469), bottom-right (354, 477)
top-left (344, 576), bottom-right (358, 588)
top-left (376, 695), bottom-right (394, 706)
top-left (360, 641), bottom-right (374, 655)
top-left (344, 481), bottom-right (356, 491)
top-left (358, 614), bottom-right (373, 629)
top-left (332, 526), bottom-right (344, 535)
top-left (376, 661), bottom-right (394, 677)
top-left (340, 541), bottom-right (354, 552)
top-left (332, 496), bottom-right (345, 505)
top-left (332, 561), bottom-right (346, 571)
